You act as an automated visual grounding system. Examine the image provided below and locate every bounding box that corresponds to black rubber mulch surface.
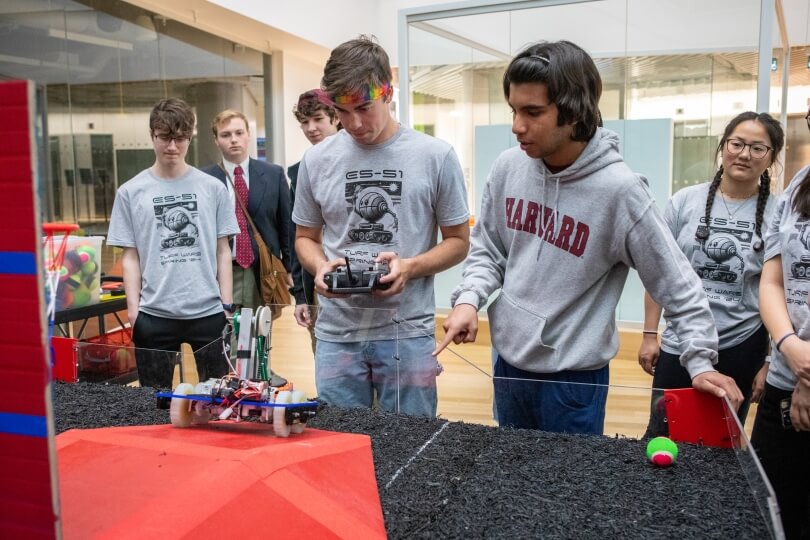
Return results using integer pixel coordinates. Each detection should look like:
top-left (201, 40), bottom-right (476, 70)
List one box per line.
top-left (53, 382), bottom-right (770, 539)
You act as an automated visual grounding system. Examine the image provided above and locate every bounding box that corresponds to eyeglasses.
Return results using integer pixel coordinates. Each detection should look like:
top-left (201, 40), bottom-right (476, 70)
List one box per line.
top-left (724, 138), bottom-right (772, 159)
top-left (153, 132), bottom-right (191, 145)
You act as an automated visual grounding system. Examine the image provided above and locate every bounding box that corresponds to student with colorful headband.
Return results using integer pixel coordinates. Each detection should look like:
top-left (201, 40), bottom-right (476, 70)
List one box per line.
top-left (292, 35), bottom-right (470, 417)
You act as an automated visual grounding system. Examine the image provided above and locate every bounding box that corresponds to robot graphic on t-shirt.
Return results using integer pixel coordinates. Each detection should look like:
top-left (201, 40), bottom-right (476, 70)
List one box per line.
top-left (692, 218), bottom-right (753, 303)
top-left (344, 179), bottom-right (401, 246)
top-left (155, 200), bottom-right (200, 250)
top-left (789, 220), bottom-right (810, 280)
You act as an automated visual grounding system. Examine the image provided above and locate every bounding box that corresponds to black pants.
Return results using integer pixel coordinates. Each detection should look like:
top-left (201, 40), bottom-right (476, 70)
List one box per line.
top-left (645, 324), bottom-right (768, 438)
top-left (751, 383), bottom-right (810, 540)
top-left (131, 311), bottom-right (228, 389)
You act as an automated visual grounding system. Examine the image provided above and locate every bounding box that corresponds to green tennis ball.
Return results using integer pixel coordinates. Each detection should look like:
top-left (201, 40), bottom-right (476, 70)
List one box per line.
top-left (646, 436), bottom-right (678, 467)
top-left (72, 285), bottom-right (91, 307)
top-left (76, 245), bottom-right (96, 258)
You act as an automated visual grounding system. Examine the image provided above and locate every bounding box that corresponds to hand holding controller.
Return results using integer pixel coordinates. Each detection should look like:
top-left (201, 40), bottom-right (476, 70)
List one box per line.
top-left (323, 257), bottom-right (391, 294)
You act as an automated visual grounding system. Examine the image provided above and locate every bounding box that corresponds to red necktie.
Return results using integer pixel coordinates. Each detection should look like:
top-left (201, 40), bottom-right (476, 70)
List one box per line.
top-left (233, 166), bottom-right (254, 268)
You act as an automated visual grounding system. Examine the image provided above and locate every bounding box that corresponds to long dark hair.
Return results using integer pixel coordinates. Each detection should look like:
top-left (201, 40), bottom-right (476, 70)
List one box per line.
top-left (794, 169), bottom-right (810, 218)
top-left (696, 112), bottom-right (784, 251)
top-left (791, 108), bottom-right (810, 217)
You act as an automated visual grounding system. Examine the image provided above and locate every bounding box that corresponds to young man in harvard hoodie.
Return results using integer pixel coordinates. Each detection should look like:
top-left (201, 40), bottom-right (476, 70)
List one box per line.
top-left (433, 40), bottom-right (743, 434)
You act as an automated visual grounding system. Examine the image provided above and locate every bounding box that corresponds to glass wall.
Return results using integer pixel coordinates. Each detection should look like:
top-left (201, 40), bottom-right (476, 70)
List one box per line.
top-left (0, 0), bottom-right (266, 234)
top-left (404, 0), bottom-right (796, 321)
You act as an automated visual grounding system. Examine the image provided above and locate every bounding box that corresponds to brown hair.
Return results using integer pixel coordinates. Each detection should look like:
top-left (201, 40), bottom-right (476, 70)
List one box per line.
top-left (293, 90), bottom-right (337, 123)
top-left (321, 35), bottom-right (391, 100)
top-left (210, 109), bottom-right (250, 137)
top-left (149, 98), bottom-right (195, 138)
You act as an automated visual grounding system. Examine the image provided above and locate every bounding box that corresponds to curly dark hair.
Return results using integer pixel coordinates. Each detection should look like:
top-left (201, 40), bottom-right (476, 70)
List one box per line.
top-left (293, 89), bottom-right (337, 123)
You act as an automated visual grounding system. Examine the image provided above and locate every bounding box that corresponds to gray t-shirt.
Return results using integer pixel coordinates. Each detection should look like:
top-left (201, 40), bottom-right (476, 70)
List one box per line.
top-left (764, 165), bottom-right (810, 391)
top-left (107, 167), bottom-right (239, 319)
top-left (292, 127), bottom-right (469, 341)
top-left (661, 182), bottom-right (774, 353)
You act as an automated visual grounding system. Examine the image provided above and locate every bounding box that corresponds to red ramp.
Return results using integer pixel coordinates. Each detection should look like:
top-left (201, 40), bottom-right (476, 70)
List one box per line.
top-left (57, 424), bottom-right (386, 539)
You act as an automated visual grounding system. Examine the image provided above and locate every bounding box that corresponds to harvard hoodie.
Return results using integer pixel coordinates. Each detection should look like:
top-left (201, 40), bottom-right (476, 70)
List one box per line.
top-left (451, 128), bottom-right (718, 378)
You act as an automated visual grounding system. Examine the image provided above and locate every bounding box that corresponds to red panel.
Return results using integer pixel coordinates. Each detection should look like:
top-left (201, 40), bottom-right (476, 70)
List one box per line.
top-left (5, 388), bottom-right (47, 416)
top-left (0, 80), bottom-right (28, 104)
top-left (664, 388), bottom-right (740, 448)
top-left (0, 478), bottom-right (53, 508)
top-left (58, 425), bottom-right (387, 539)
top-left (0, 321), bottom-right (46, 350)
top-left (0, 186), bottom-right (36, 247)
top-left (0, 275), bottom-right (39, 300)
top-left (0, 501), bottom-right (55, 530)
top-left (0, 299), bottom-right (42, 324)
top-left (0, 134), bottom-right (30, 157)
top-left (0, 344), bottom-right (48, 370)
top-left (0, 523), bottom-right (56, 540)
top-left (0, 106), bottom-right (30, 133)
top-left (0, 433), bottom-right (50, 461)
top-left (52, 337), bottom-right (78, 383)
top-left (0, 80), bottom-right (55, 540)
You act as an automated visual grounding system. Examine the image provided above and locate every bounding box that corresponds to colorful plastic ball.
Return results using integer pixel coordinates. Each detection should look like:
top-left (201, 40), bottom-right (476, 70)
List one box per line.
top-left (646, 436), bottom-right (678, 467)
top-left (78, 251), bottom-right (91, 264)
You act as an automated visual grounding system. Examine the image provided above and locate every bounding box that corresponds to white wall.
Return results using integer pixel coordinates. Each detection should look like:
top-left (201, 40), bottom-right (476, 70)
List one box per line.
top-left (282, 52), bottom-right (331, 167)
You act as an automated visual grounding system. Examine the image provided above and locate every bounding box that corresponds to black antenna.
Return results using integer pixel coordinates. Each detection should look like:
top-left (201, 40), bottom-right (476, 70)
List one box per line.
top-left (344, 256), bottom-right (354, 283)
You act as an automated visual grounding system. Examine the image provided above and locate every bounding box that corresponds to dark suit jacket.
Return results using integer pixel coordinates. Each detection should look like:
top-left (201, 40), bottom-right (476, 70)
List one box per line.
top-left (203, 159), bottom-right (292, 272)
top-left (287, 161), bottom-right (315, 305)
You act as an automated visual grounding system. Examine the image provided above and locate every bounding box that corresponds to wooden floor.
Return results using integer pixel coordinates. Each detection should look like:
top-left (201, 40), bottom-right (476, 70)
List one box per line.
top-left (170, 309), bottom-right (756, 439)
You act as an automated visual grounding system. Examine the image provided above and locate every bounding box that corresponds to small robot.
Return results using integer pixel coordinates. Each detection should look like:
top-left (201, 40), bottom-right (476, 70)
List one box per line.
top-left (157, 306), bottom-right (318, 437)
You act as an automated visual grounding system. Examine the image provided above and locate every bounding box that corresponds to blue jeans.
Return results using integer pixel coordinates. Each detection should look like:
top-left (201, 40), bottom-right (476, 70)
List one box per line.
top-left (315, 335), bottom-right (438, 417)
top-left (493, 355), bottom-right (609, 434)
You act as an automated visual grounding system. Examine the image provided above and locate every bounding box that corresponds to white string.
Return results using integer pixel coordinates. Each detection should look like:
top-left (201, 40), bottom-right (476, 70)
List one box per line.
top-left (385, 421), bottom-right (450, 489)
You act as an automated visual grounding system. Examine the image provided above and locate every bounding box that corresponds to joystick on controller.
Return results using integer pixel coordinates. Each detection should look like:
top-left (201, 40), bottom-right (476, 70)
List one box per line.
top-left (323, 257), bottom-right (391, 294)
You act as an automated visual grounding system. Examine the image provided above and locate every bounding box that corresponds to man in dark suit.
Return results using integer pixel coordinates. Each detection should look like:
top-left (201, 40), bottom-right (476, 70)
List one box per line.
top-left (203, 109), bottom-right (292, 311)
top-left (288, 90), bottom-right (340, 352)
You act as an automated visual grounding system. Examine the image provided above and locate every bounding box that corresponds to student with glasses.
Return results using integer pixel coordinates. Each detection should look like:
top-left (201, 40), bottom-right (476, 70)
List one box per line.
top-left (639, 111), bottom-right (784, 436)
top-left (752, 106), bottom-right (810, 539)
top-left (107, 98), bottom-right (240, 389)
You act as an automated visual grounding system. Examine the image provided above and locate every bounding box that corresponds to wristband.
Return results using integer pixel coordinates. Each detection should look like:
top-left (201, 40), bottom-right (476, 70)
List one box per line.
top-left (775, 332), bottom-right (797, 352)
top-left (222, 303), bottom-right (234, 313)
top-left (642, 330), bottom-right (658, 335)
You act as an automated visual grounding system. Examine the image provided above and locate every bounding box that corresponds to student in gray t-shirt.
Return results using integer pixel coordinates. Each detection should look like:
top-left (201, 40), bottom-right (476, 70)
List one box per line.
top-left (107, 98), bottom-right (239, 388)
top-left (293, 37), bottom-right (470, 417)
top-left (639, 111), bottom-right (784, 434)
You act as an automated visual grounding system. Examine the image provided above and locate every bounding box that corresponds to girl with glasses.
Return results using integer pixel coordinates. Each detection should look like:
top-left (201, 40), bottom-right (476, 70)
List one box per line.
top-left (639, 111), bottom-right (784, 436)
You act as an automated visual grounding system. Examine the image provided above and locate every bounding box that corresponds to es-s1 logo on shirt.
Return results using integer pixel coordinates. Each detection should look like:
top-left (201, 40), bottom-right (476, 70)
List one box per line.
top-left (153, 193), bottom-right (197, 204)
top-left (345, 170), bottom-right (403, 180)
